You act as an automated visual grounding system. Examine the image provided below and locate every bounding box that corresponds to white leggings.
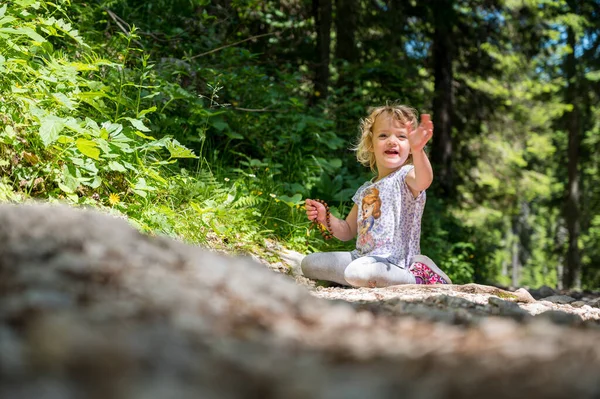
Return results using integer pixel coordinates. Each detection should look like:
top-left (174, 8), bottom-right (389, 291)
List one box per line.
top-left (301, 251), bottom-right (416, 288)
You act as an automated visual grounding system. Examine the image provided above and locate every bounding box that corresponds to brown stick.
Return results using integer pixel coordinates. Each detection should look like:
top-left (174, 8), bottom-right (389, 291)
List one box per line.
top-left (386, 283), bottom-right (536, 303)
top-left (104, 9), bottom-right (145, 49)
top-left (232, 106), bottom-right (275, 113)
top-left (187, 32), bottom-right (277, 60)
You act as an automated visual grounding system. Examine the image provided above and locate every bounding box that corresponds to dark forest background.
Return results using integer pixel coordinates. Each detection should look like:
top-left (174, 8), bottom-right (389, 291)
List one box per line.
top-left (1, 0), bottom-right (599, 289)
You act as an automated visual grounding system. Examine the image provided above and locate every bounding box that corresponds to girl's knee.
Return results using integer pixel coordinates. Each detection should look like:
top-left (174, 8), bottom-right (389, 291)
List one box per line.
top-left (344, 258), bottom-right (414, 287)
top-left (344, 262), bottom-right (372, 287)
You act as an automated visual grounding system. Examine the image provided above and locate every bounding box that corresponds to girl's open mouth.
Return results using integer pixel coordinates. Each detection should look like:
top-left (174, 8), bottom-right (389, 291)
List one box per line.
top-left (384, 150), bottom-right (399, 155)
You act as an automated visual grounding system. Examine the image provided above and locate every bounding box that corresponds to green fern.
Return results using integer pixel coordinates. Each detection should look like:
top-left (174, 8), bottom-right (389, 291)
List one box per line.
top-left (232, 195), bottom-right (263, 209)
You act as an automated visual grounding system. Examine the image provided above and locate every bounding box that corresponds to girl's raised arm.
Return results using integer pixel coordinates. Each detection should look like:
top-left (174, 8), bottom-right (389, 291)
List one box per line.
top-left (405, 113), bottom-right (434, 197)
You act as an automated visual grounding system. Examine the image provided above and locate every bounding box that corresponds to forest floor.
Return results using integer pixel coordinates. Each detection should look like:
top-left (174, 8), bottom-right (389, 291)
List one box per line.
top-left (255, 241), bottom-right (600, 327)
top-left (3, 203), bottom-right (600, 399)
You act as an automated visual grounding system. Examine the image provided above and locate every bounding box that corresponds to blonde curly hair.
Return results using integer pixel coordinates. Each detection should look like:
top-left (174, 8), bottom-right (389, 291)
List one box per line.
top-left (354, 104), bottom-right (419, 172)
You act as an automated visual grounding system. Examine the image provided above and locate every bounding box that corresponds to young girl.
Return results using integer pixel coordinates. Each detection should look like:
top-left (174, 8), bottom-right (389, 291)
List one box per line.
top-left (302, 104), bottom-right (451, 288)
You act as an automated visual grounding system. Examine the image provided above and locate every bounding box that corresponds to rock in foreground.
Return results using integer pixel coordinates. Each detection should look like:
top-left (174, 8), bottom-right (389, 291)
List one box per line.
top-left (1, 203), bottom-right (600, 399)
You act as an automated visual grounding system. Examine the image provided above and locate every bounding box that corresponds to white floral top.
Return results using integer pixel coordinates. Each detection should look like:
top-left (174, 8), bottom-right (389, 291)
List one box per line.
top-left (351, 164), bottom-right (426, 269)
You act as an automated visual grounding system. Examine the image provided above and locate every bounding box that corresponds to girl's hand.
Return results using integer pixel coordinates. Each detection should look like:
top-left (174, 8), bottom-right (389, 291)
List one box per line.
top-left (406, 113), bottom-right (433, 152)
top-left (305, 199), bottom-right (327, 224)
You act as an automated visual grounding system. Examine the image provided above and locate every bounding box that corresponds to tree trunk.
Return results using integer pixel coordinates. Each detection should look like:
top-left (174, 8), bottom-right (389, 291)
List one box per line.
top-left (562, 26), bottom-right (582, 290)
top-left (431, 0), bottom-right (454, 197)
top-left (511, 230), bottom-right (520, 288)
top-left (502, 222), bottom-right (511, 277)
top-left (334, 0), bottom-right (358, 93)
top-left (388, 0), bottom-right (405, 55)
top-left (312, 0), bottom-right (332, 103)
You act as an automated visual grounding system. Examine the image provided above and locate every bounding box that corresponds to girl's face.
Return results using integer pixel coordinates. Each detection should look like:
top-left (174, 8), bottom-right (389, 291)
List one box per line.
top-left (362, 202), bottom-right (375, 218)
top-left (370, 114), bottom-right (411, 179)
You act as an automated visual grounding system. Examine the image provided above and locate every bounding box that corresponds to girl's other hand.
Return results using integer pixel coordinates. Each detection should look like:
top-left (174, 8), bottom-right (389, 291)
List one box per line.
top-left (305, 199), bottom-right (327, 224)
top-left (407, 113), bottom-right (433, 152)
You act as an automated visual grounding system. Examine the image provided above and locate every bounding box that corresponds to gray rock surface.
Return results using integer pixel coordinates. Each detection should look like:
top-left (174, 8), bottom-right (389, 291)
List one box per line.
top-left (538, 285), bottom-right (556, 299)
top-left (542, 295), bottom-right (577, 304)
top-left (1, 203), bottom-right (600, 399)
top-left (588, 298), bottom-right (600, 308)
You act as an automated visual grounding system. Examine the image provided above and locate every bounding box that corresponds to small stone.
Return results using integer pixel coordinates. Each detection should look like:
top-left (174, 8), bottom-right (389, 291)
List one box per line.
top-left (570, 301), bottom-right (586, 308)
top-left (587, 298), bottom-right (600, 308)
top-left (569, 291), bottom-right (584, 300)
top-left (539, 285), bottom-right (556, 298)
top-left (541, 295), bottom-right (576, 304)
top-left (513, 288), bottom-right (536, 303)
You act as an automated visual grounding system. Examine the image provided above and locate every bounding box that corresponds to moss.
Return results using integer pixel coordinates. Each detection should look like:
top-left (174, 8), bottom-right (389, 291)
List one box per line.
top-left (495, 290), bottom-right (518, 300)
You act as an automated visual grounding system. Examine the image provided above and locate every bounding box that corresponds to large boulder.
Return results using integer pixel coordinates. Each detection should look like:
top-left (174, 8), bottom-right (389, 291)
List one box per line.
top-left (1, 203), bottom-right (600, 399)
